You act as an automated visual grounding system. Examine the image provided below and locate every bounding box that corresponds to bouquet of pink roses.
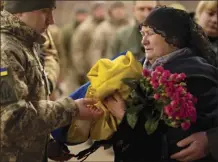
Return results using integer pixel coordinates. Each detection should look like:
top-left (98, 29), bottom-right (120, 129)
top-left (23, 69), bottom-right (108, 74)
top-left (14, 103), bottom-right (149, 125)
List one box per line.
top-left (123, 66), bottom-right (197, 135)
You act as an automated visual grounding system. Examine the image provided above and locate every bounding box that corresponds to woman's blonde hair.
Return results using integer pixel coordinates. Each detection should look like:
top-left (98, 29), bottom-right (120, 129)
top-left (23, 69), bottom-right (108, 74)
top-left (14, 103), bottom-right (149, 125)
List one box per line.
top-left (195, 1), bottom-right (217, 20)
top-left (168, 3), bottom-right (187, 11)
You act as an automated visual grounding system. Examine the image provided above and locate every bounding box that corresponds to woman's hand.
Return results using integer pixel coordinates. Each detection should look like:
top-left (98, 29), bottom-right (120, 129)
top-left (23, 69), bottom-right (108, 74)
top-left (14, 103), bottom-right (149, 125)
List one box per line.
top-left (170, 132), bottom-right (209, 162)
top-left (103, 92), bottom-right (125, 120)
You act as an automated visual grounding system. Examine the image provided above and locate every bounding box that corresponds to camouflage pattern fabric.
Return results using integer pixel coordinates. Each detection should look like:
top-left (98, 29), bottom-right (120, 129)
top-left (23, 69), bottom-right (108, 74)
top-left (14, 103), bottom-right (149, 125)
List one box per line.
top-left (0, 10), bottom-right (79, 162)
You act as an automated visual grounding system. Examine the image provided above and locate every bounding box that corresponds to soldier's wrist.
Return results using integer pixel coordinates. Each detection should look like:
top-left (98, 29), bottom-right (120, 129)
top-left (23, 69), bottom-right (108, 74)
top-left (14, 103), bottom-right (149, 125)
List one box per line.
top-left (59, 97), bottom-right (80, 119)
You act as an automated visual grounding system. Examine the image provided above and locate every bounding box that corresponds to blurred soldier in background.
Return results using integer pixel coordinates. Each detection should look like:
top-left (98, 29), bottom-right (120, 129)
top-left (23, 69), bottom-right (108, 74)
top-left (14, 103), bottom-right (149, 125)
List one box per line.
top-left (88, 1), bottom-right (130, 67)
top-left (56, 8), bottom-right (89, 98)
top-left (108, 1), bottom-right (159, 60)
top-left (71, 1), bottom-right (106, 87)
top-left (61, 8), bottom-right (88, 59)
top-left (1, 0), bottom-right (3, 11)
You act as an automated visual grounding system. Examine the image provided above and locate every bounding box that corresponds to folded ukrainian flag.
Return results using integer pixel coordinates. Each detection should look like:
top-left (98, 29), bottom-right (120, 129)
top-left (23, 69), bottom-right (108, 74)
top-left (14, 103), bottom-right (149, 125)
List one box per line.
top-left (51, 51), bottom-right (143, 144)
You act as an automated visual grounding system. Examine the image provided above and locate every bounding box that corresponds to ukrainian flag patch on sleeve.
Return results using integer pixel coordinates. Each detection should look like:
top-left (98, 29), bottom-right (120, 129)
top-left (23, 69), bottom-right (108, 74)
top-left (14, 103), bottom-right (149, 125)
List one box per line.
top-left (0, 67), bottom-right (18, 104)
top-left (0, 67), bottom-right (8, 76)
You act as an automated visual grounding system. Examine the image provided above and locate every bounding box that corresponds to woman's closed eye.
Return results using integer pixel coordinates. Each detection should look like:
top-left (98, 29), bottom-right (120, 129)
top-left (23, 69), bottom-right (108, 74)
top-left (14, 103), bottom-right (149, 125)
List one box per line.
top-left (141, 30), bottom-right (156, 37)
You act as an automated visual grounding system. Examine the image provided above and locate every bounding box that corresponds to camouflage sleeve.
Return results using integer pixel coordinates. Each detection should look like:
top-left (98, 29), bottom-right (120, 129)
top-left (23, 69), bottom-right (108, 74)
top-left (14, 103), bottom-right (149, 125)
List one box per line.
top-left (71, 27), bottom-right (89, 76)
top-left (0, 50), bottom-right (79, 143)
top-left (87, 27), bottom-right (106, 67)
top-left (107, 30), bottom-right (121, 58)
top-left (41, 30), bottom-right (60, 92)
top-left (59, 25), bottom-right (72, 74)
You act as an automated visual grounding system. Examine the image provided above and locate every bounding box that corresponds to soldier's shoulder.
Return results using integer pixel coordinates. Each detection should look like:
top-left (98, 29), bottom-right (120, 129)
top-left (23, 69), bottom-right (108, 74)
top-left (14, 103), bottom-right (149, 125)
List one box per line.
top-left (74, 22), bottom-right (88, 36)
top-left (77, 17), bottom-right (92, 30)
top-left (1, 34), bottom-right (27, 64)
top-left (1, 34), bottom-right (22, 52)
top-left (117, 24), bottom-right (134, 35)
top-left (114, 24), bottom-right (134, 41)
top-left (74, 20), bottom-right (94, 38)
top-left (95, 21), bottom-right (110, 32)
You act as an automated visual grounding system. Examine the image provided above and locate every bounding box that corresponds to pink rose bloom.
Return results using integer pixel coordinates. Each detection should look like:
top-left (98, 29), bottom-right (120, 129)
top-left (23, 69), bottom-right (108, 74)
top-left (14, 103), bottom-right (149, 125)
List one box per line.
top-left (143, 69), bottom-right (150, 77)
top-left (181, 121), bottom-right (191, 131)
top-left (155, 66), bottom-right (164, 73)
top-left (162, 70), bottom-right (171, 78)
top-left (169, 73), bottom-right (178, 81)
top-left (176, 73), bottom-right (186, 80)
top-left (164, 105), bottom-right (174, 116)
top-left (154, 93), bottom-right (160, 100)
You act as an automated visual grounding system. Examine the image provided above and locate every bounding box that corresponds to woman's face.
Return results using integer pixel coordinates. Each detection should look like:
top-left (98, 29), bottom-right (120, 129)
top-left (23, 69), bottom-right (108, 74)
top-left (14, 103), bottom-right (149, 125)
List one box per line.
top-left (140, 26), bottom-right (178, 63)
top-left (198, 8), bottom-right (218, 37)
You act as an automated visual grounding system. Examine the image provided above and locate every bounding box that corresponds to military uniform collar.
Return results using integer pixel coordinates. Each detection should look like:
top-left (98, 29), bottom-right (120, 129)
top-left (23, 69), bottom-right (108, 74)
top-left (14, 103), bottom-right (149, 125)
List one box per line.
top-left (1, 10), bottom-right (45, 46)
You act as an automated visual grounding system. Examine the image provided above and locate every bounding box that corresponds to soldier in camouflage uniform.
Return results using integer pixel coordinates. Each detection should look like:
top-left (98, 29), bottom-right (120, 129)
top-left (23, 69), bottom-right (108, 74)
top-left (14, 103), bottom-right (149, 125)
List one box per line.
top-left (0, 1), bottom-right (102, 162)
top-left (71, 2), bottom-right (106, 86)
top-left (108, 1), bottom-right (159, 60)
top-left (61, 8), bottom-right (88, 62)
top-left (58, 9), bottom-right (88, 97)
top-left (88, 1), bottom-right (130, 67)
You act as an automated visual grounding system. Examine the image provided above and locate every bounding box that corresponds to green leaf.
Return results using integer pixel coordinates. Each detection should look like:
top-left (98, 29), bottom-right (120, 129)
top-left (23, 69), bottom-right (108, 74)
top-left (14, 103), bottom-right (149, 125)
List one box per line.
top-left (144, 118), bottom-right (159, 135)
top-left (126, 113), bottom-right (138, 129)
top-left (126, 104), bottom-right (144, 114)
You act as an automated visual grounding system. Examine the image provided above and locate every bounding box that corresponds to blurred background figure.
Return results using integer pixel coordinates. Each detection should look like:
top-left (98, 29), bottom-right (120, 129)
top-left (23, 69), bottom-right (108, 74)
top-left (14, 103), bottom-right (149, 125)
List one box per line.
top-left (108, 1), bottom-right (159, 60)
top-left (56, 8), bottom-right (89, 98)
top-left (195, 1), bottom-right (218, 56)
top-left (70, 1), bottom-right (106, 87)
top-left (1, 0), bottom-right (3, 11)
top-left (88, 1), bottom-right (130, 67)
top-left (61, 8), bottom-right (88, 62)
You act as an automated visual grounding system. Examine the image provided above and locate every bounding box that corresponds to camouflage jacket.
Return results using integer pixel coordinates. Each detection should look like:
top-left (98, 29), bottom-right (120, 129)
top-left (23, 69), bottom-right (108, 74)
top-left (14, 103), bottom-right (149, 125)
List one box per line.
top-left (0, 11), bottom-right (79, 162)
top-left (88, 17), bottom-right (130, 67)
top-left (41, 28), bottom-right (60, 92)
top-left (108, 20), bottom-right (144, 60)
top-left (71, 16), bottom-right (104, 76)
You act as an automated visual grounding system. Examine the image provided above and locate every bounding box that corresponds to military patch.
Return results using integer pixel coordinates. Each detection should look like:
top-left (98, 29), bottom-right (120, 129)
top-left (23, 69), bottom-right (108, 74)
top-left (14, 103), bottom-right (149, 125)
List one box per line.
top-left (0, 67), bottom-right (8, 76)
top-left (0, 68), bottom-right (18, 105)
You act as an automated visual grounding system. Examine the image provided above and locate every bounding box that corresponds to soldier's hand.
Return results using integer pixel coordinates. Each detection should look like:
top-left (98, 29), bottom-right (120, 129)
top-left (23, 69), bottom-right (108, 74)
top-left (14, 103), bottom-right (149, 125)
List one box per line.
top-left (75, 98), bottom-right (103, 120)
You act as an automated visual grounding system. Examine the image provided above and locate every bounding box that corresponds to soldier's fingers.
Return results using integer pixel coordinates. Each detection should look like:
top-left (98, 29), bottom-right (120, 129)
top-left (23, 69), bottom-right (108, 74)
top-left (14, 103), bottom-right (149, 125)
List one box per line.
top-left (83, 98), bottom-right (97, 105)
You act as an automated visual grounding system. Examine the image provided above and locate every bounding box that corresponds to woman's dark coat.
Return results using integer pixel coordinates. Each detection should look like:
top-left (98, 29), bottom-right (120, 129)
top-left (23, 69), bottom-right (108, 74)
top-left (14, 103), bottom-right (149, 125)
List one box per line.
top-left (112, 49), bottom-right (218, 162)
